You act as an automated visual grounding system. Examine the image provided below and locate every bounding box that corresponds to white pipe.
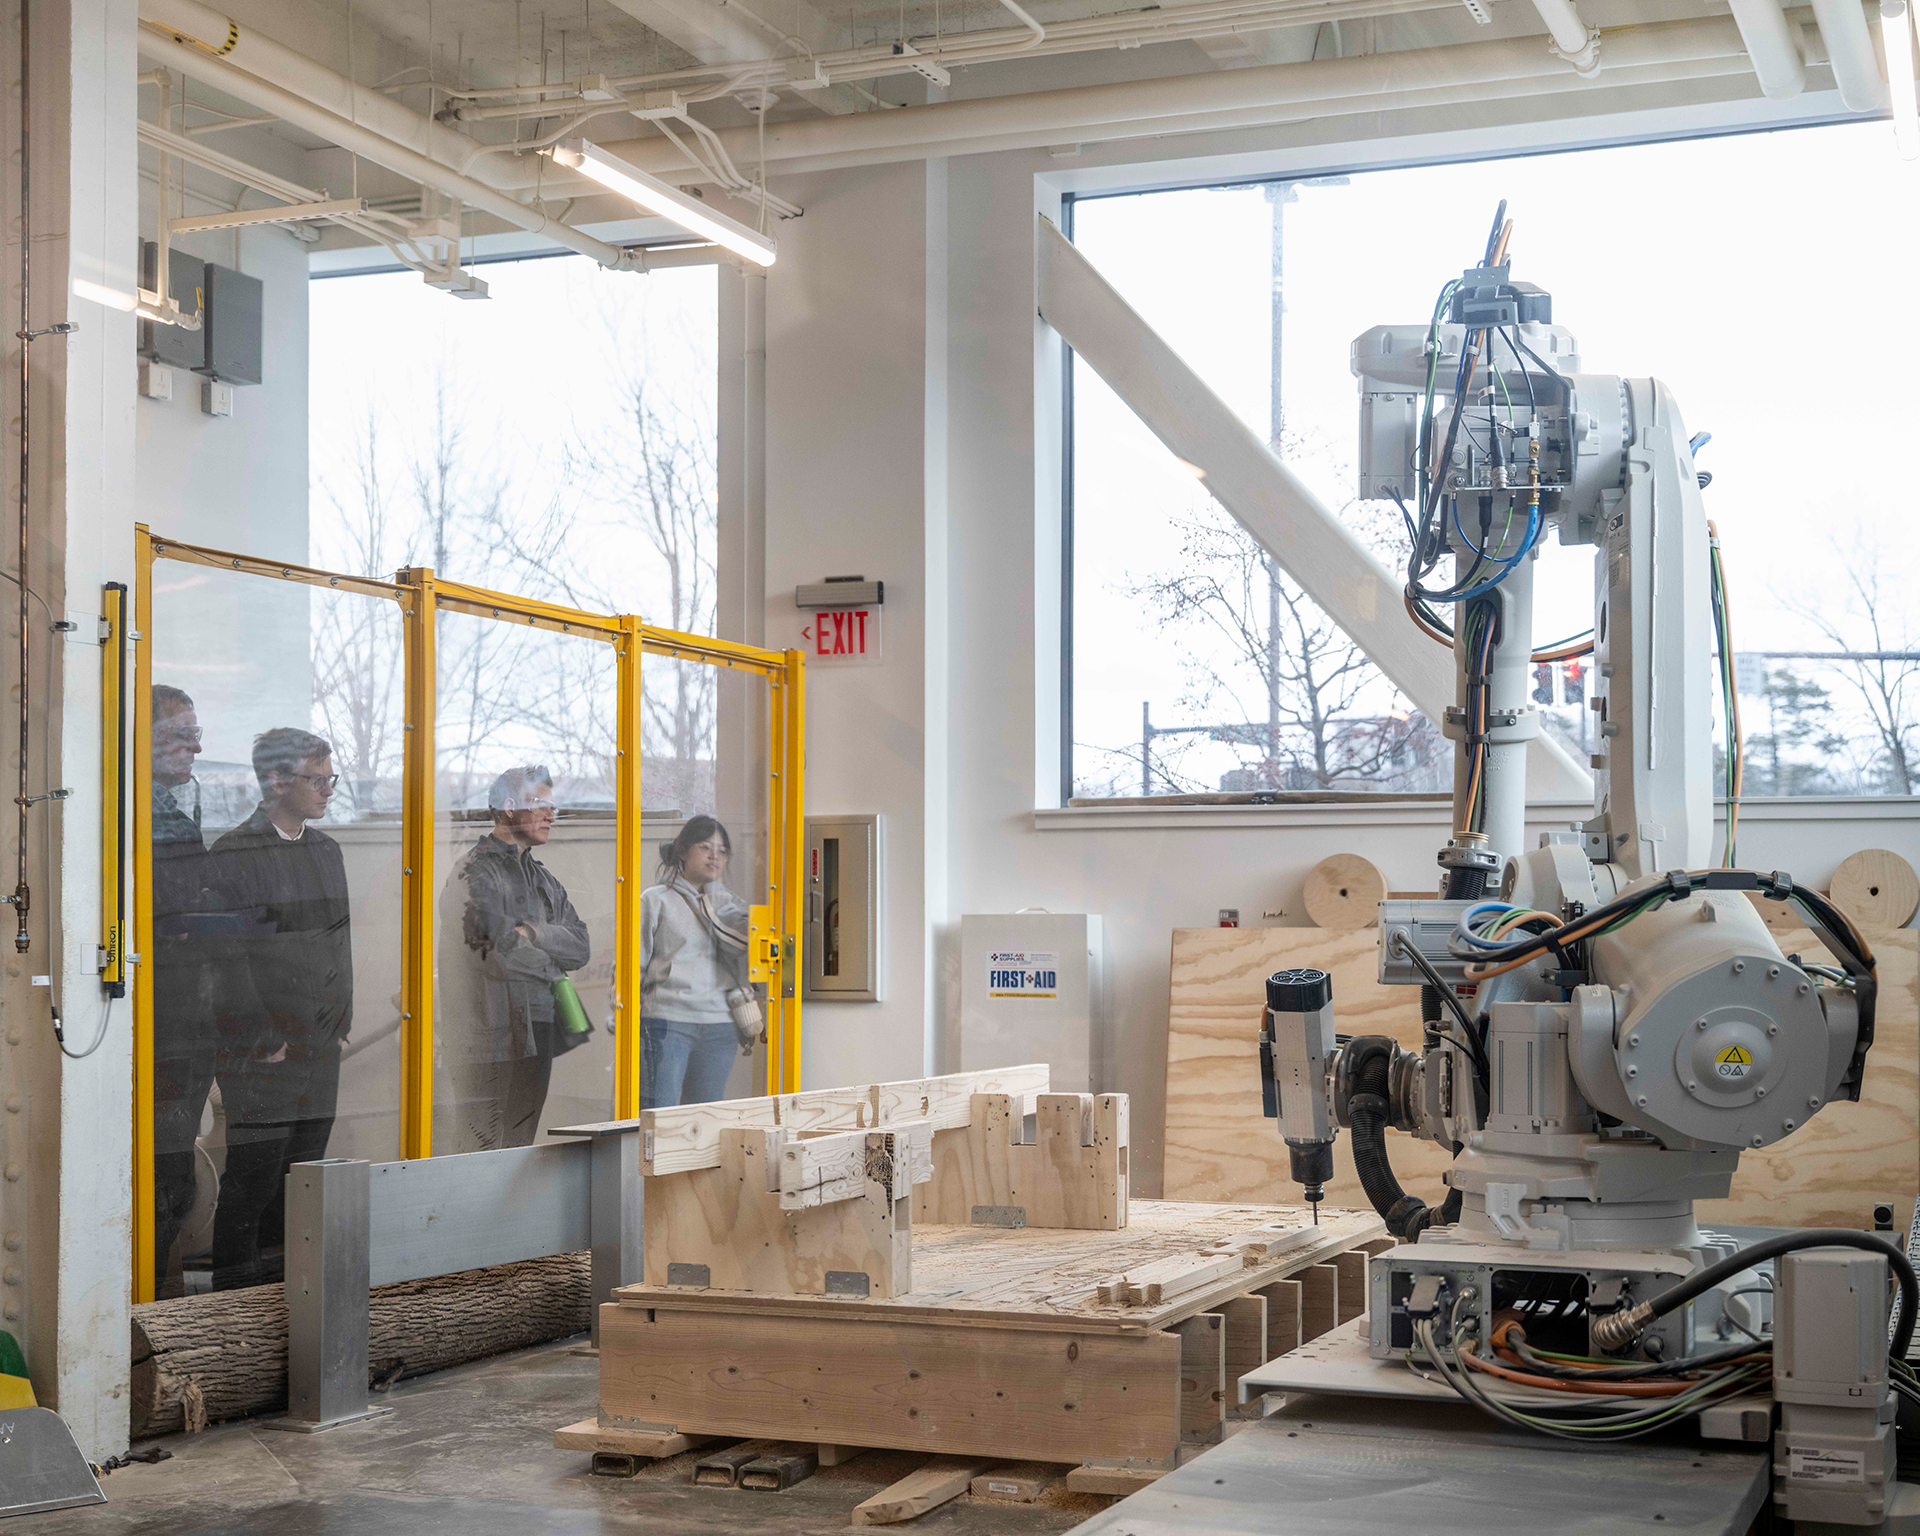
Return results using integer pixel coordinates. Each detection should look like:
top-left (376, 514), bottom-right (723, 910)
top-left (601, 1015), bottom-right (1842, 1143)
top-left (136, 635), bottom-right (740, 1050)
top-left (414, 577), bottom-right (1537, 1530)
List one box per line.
top-left (994, 0), bottom-right (1048, 48)
top-left (591, 17), bottom-right (1753, 178)
top-left (1809, 0), bottom-right (1889, 106)
top-left (1724, 0), bottom-right (1808, 95)
top-left (137, 25), bottom-right (642, 272)
top-left (137, 0), bottom-right (565, 195)
top-left (1526, 0), bottom-right (1601, 75)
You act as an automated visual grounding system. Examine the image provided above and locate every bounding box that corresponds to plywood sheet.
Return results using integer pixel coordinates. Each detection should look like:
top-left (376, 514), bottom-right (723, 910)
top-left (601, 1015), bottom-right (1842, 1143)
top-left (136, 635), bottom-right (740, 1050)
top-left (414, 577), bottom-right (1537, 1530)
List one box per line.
top-left (1164, 925), bottom-right (1919, 1230)
top-left (1164, 926), bottom-right (1452, 1209)
top-left (1698, 928), bottom-right (1918, 1229)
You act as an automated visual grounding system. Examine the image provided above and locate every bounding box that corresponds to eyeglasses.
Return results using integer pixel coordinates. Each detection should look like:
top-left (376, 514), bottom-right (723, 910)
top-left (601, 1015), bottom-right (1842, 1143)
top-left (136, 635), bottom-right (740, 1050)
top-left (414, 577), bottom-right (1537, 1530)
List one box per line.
top-left (514, 799), bottom-right (557, 814)
top-left (288, 772), bottom-right (341, 790)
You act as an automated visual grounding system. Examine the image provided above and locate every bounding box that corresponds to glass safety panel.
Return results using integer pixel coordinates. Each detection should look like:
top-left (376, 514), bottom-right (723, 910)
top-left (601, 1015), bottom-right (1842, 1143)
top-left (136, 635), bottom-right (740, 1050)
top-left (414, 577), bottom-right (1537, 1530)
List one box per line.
top-left (433, 611), bottom-right (620, 1147)
top-left (638, 653), bottom-right (772, 1107)
top-left (146, 562), bottom-right (405, 1297)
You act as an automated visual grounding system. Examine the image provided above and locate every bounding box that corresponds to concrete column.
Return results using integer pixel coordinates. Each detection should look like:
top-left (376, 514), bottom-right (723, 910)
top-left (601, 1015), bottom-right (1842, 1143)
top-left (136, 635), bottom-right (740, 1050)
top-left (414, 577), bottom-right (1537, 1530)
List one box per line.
top-left (0, 0), bottom-right (138, 1460)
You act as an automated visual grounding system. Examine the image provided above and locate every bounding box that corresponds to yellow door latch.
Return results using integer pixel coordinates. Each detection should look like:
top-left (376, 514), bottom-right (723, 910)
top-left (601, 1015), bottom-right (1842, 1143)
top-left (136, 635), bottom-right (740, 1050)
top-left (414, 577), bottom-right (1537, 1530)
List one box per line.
top-left (748, 904), bottom-right (782, 986)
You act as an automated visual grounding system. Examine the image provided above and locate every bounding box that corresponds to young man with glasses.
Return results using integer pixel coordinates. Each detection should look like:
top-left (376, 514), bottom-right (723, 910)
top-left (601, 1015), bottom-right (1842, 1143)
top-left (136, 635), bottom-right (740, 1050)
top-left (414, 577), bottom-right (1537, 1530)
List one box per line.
top-left (205, 727), bottom-right (353, 1290)
top-left (438, 764), bottom-right (592, 1150)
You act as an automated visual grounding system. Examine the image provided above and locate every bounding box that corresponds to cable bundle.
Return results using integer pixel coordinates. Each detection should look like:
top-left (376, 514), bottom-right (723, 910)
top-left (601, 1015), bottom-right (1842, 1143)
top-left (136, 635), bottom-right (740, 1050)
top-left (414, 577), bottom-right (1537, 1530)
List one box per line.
top-left (1415, 1292), bottom-right (1771, 1441)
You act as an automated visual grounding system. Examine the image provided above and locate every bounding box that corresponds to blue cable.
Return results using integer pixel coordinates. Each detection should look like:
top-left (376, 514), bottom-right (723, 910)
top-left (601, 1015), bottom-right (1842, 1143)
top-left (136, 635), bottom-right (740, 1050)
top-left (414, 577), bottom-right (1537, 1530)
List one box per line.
top-left (1446, 505), bottom-right (1542, 603)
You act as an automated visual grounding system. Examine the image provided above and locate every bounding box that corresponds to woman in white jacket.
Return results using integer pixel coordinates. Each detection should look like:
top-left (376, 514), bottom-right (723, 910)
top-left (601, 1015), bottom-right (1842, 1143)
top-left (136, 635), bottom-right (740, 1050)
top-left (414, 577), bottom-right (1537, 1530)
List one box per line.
top-left (639, 816), bottom-right (756, 1108)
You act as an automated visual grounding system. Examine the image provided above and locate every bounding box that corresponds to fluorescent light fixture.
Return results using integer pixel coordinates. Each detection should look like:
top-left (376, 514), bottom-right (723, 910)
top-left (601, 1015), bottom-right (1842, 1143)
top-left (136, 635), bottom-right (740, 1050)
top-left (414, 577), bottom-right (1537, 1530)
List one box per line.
top-left (1885, 0), bottom-right (1920, 160)
top-left (552, 139), bottom-right (777, 267)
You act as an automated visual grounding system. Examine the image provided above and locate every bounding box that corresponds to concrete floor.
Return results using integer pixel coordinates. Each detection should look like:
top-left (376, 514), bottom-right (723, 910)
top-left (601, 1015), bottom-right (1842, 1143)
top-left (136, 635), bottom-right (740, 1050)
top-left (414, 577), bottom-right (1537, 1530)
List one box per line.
top-left (26, 1339), bottom-right (1115, 1535)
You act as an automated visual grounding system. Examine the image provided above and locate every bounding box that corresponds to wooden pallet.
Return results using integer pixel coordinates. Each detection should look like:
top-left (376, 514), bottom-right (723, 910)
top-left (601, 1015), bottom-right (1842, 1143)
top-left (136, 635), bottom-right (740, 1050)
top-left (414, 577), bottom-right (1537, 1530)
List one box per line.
top-left (594, 1200), bottom-right (1385, 1474)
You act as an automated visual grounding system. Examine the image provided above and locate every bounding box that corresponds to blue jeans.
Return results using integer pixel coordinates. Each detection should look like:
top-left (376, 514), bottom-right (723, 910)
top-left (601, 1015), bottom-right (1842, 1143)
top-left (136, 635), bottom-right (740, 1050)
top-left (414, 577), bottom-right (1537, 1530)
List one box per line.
top-left (642, 1016), bottom-right (738, 1109)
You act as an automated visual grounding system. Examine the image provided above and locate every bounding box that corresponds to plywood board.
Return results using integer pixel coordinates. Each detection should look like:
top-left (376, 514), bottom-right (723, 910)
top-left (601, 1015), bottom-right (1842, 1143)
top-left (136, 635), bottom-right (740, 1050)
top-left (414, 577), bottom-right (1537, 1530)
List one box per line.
top-left (1165, 926), bottom-right (1453, 1210)
top-left (599, 1305), bottom-right (1183, 1467)
top-left (913, 1092), bottom-right (1129, 1231)
top-left (643, 1127), bottom-right (910, 1296)
top-left (1699, 928), bottom-right (1919, 1229)
top-left (1167, 925), bottom-right (1919, 1230)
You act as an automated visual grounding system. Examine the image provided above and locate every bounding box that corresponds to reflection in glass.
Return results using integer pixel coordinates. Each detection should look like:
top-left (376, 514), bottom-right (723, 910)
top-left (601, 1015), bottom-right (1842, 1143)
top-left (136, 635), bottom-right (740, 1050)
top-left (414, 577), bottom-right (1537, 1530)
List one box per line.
top-left (639, 817), bottom-right (756, 1109)
top-left (204, 728), bottom-right (353, 1290)
top-left (433, 614), bottom-right (618, 1148)
top-left (438, 765), bottom-right (593, 1149)
top-left (148, 567), bottom-right (405, 1297)
top-left (640, 656), bottom-right (770, 1106)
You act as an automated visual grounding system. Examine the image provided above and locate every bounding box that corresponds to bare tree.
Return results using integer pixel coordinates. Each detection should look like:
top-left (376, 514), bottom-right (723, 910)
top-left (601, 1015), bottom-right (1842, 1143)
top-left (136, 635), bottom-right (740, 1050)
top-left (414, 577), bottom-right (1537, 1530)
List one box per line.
top-left (1114, 451), bottom-right (1440, 796)
top-left (310, 408), bottom-right (407, 816)
top-left (1783, 540), bottom-right (1920, 795)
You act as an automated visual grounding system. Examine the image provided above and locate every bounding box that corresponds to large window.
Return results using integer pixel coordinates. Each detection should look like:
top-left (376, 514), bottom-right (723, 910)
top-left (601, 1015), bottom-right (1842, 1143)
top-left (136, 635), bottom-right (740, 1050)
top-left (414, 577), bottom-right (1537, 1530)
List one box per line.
top-left (1066, 123), bottom-right (1920, 802)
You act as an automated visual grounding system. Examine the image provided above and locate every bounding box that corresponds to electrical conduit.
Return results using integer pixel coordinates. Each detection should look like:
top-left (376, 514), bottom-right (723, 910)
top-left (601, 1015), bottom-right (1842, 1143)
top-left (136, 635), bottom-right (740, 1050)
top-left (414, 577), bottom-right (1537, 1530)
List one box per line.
top-left (135, 24), bottom-right (647, 273)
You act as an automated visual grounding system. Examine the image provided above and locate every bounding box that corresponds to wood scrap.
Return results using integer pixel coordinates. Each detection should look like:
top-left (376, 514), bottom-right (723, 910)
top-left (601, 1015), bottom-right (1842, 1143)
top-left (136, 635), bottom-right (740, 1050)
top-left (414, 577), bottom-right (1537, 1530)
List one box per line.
top-left (553, 1417), bottom-right (715, 1458)
top-left (851, 1457), bottom-right (993, 1525)
top-left (1065, 1464), bottom-right (1168, 1496)
top-left (970, 1463), bottom-right (1065, 1502)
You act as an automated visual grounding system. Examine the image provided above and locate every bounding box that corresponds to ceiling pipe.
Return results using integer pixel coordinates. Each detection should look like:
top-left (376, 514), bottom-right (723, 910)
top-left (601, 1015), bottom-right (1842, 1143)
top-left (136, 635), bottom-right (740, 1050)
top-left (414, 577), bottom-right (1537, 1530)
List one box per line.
top-left (137, 24), bottom-right (649, 272)
top-left (1809, 0), bottom-right (1891, 105)
top-left (1723, 0), bottom-right (1809, 95)
top-left (137, 0), bottom-right (569, 196)
top-left (1526, 0), bottom-right (1602, 74)
top-left (590, 16), bottom-right (1756, 178)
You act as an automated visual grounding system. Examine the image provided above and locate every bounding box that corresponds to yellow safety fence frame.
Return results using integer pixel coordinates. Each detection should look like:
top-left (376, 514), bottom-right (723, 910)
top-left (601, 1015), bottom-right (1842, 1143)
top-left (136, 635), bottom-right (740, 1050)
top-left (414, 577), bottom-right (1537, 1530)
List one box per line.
top-left (128, 527), bottom-right (806, 1303)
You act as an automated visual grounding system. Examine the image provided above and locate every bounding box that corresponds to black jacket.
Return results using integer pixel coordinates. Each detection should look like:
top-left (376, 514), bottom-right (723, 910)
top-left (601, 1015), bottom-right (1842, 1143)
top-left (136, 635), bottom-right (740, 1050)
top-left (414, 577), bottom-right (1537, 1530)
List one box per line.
top-left (439, 833), bottom-right (591, 1064)
top-left (151, 783), bottom-right (219, 1049)
top-left (208, 806), bottom-right (354, 1054)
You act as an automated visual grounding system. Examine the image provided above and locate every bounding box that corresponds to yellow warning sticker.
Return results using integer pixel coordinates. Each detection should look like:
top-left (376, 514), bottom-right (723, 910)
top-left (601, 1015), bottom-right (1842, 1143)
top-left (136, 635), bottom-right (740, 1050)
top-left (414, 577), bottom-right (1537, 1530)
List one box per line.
top-left (1714, 1045), bottom-right (1752, 1079)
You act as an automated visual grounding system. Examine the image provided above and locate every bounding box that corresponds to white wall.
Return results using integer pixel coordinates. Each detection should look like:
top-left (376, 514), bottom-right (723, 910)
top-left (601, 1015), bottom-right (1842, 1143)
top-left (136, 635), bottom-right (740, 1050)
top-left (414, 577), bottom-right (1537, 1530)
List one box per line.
top-left (761, 162), bottom-right (944, 1089)
top-left (748, 74), bottom-right (1920, 1198)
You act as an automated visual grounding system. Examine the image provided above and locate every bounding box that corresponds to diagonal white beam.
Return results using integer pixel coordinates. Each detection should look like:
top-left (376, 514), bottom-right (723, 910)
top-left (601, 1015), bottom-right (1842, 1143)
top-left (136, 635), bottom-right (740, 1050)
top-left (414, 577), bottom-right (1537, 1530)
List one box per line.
top-left (1035, 214), bottom-right (1592, 800)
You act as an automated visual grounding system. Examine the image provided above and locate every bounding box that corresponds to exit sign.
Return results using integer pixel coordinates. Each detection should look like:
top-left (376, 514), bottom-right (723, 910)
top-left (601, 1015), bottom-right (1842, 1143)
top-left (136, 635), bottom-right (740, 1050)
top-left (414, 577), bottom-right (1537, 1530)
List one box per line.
top-left (802, 606), bottom-right (882, 666)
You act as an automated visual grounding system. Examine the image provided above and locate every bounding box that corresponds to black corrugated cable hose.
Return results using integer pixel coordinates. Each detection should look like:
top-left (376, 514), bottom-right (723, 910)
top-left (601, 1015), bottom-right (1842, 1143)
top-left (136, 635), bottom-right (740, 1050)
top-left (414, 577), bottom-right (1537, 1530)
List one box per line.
top-left (1596, 1229), bottom-right (1918, 1359)
top-left (1345, 1037), bottom-right (1459, 1240)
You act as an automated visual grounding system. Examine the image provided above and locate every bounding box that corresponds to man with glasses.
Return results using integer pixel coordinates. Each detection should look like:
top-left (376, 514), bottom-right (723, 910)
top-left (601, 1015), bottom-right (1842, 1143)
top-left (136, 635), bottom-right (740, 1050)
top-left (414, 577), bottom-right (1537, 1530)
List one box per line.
top-left (149, 684), bottom-right (221, 1296)
top-left (439, 764), bottom-right (591, 1150)
top-left (206, 727), bottom-right (353, 1289)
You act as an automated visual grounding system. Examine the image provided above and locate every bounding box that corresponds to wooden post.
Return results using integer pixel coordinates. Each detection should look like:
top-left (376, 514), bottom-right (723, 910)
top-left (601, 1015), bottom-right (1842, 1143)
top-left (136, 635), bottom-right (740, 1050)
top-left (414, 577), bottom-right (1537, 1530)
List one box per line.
top-left (1173, 1313), bottom-right (1225, 1441)
top-left (1218, 1294), bottom-right (1267, 1415)
top-left (1300, 1264), bottom-right (1340, 1342)
top-left (1254, 1278), bottom-right (1303, 1360)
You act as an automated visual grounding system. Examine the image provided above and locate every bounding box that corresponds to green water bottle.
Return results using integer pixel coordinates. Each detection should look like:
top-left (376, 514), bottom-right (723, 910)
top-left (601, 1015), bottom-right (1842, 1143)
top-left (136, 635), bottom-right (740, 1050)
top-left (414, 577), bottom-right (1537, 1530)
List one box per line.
top-left (551, 975), bottom-right (593, 1038)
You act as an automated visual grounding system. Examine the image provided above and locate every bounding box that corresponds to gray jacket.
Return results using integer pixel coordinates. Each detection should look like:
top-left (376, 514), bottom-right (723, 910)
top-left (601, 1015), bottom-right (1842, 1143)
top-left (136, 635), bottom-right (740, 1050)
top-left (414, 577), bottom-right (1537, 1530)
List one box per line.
top-left (639, 878), bottom-right (749, 1025)
top-left (439, 833), bottom-right (591, 1063)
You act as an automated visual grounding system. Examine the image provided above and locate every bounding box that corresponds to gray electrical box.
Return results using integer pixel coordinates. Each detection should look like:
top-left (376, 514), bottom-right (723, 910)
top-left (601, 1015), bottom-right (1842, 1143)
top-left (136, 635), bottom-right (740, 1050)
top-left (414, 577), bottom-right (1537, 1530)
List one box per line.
top-left (200, 262), bottom-right (263, 384)
top-left (805, 814), bottom-right (880, 1002)
top-left (137, 240), bottom-right (204, 369)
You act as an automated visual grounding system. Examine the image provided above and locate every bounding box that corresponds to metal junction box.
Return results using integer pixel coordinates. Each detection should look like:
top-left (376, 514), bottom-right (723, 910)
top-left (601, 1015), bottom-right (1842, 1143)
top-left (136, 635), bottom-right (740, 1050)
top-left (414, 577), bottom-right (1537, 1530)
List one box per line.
top-left (959, 913), bottom-right (1104, 1094)
top-left (805, 815), bottom-right (881, 1002)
